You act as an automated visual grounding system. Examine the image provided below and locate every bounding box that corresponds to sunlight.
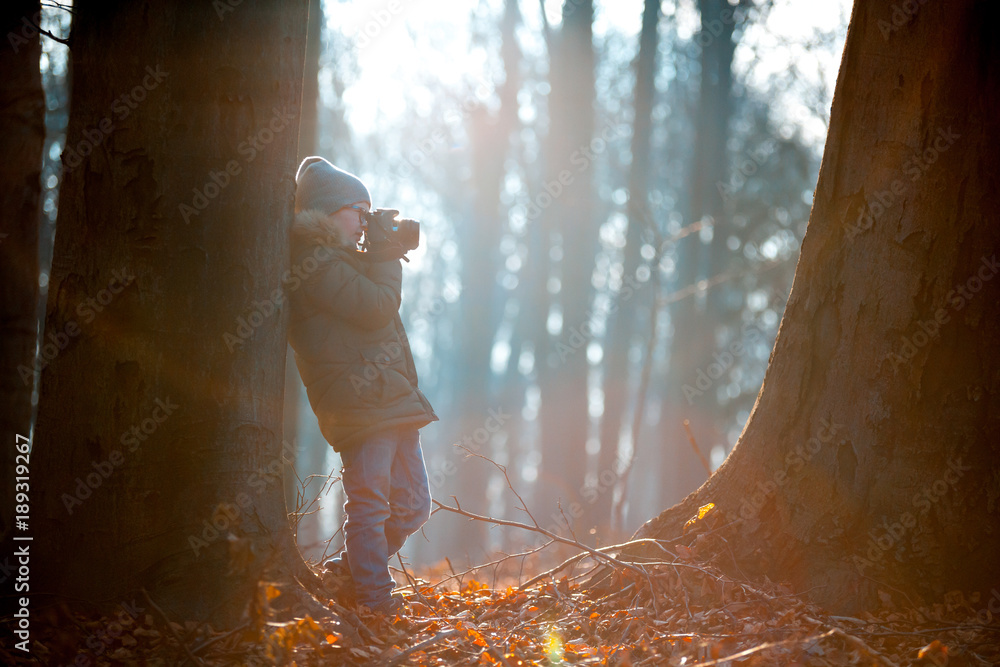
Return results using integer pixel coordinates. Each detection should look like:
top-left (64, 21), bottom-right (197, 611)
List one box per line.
top-left (326, 0), bottom-right (499, 135)
top-left (25, 0), bottom-right (999, 664)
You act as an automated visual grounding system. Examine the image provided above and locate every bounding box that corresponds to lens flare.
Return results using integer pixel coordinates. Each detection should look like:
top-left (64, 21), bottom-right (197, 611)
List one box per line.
top-left (545, 627), bottom-right (563, 664)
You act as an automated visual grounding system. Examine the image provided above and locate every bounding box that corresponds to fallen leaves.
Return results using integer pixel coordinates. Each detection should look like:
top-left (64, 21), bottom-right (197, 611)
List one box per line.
top-left (6, 546), bottom-right (999, 665)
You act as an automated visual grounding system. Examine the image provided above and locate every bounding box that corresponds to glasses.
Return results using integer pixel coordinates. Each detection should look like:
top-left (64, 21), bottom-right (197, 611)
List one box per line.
top-left (347, 204), bottom-right (369, 226)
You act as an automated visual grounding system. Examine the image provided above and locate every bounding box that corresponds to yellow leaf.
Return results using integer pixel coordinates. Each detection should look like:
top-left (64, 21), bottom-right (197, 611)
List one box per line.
top-left (683, 502), bottom-right (715, 533)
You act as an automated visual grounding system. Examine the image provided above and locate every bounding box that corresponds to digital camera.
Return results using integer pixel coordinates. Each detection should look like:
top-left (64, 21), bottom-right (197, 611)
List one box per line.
top-left (363, 208), bottom-right (420, 252)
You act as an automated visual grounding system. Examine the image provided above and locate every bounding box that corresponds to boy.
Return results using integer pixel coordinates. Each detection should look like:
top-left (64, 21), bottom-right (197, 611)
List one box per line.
top-left (288, 156), bottom-right (437, 616)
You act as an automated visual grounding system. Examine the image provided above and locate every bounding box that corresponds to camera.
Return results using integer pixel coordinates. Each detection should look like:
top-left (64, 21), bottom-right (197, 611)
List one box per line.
top-left (363, 208), bottom-right (420, 252)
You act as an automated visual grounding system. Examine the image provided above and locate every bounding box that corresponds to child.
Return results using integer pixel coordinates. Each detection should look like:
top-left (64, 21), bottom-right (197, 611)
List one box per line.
top-left (288, 156), bottom-right (437, 615)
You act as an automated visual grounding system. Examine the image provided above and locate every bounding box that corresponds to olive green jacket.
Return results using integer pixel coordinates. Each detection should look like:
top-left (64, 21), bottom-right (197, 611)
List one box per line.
top-left (288, 210), bottom-right (437, 451)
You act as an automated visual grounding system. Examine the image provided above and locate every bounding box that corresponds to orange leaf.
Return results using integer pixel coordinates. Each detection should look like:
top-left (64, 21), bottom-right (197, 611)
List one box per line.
top-left (683, 502), bottom-right (716, 533)
top-left (675, 544), bottom-right (695, 561)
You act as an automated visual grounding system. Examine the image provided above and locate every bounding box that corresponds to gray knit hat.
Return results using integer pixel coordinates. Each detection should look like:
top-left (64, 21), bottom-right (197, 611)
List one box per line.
top-left (294, 156), bottom-right (371, 214)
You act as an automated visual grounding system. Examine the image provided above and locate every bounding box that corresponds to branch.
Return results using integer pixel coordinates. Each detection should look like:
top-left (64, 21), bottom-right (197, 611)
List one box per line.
top-left (802, 617), bottom-right (900, 667)
top-left (683, 419), bottom-right (713, 477)
top-left (457, 445), bottom-right (540, 529)
top-left (685, 629), bottom-right (838, 667)
top-left (404, 539), bottom-right (554, 593)
top-left (384, 629), bottom-right (459, 667)
top-left (432, 499), bottom-right (649, 579)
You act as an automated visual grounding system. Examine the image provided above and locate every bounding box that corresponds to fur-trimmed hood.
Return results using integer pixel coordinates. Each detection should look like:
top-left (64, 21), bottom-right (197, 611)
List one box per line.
top-left (291, 209), bottom-right (353, 248)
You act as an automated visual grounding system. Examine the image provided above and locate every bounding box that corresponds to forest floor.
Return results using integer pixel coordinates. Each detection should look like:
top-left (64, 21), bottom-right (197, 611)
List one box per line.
top-left (6, 503), bottom-right (999, 666)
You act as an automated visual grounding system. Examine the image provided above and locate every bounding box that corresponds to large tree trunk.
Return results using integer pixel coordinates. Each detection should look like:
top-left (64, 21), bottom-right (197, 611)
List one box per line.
top-left (32, 0), bottom-right (320, 626)
top-left (637, 0), bottom-right (1000, 613)
top-left (0, 1), bottom-right (44, 547)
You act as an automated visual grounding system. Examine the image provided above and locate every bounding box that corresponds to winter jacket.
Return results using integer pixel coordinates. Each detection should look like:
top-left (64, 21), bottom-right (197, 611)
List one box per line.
top-left (287, 210), bottom-right (438, 451)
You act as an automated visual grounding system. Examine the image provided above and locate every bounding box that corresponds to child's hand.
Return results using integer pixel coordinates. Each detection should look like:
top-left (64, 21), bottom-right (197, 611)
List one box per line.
top-left (359, 243), bottom-right (410, 263)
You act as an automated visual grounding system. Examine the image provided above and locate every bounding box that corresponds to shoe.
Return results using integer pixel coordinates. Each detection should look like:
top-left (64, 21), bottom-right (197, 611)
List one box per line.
top-left (367, 594), bottom-right (409, 618)
top-left (321, 559), bottom-right (357, 601)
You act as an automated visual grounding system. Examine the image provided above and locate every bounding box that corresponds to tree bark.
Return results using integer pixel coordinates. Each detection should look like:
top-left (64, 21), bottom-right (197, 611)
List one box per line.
top-left (0, 1), bottom-right (44, 548)
top-left (636, 0), bottom-right (1000, 613)
top-left (32, 0), bottom-right (320, 626)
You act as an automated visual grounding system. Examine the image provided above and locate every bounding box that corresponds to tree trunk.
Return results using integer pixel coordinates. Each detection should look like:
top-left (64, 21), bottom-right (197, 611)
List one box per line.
top-left (0, 1), bottom-right (44, 548)
top-left (658, 0), bottom-right (738, 511)
top-left (449, 0), bottom-right (522, 557)
top-left (287, 0), bottom-right (327, 561)
top-left (636, 0), bottom-right (1000, 613)
top-left (591, 0), bottom-right (660, 540)
top-left (536, 0), bottom-right (596, 540)
top-left (32, 0), bottom-right (320, 627)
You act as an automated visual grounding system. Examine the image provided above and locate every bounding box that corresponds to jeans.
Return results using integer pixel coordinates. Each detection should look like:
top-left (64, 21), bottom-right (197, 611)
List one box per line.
top-left (334, 426), bottom-right (430, 608)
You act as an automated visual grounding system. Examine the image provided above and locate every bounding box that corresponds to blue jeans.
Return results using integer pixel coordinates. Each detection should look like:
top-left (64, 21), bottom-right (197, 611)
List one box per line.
top-left (335, 427), bottom-right (430, 608)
